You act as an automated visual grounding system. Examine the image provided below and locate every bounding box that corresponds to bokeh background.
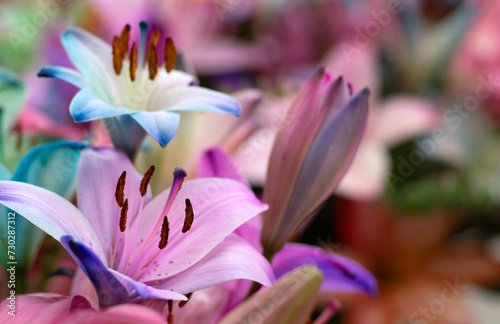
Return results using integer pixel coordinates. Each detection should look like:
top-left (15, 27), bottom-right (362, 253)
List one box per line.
top-left (2, 0), bottom-right (500, 323)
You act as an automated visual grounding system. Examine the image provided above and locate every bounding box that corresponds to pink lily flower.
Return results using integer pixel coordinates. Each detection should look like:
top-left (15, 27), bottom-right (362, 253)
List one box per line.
top-left (260, 68), bottom-right (369, 254)
top-left (0, 294), bottom-right (167, 324)
top-left (0, 147), bottom-right (273, 309)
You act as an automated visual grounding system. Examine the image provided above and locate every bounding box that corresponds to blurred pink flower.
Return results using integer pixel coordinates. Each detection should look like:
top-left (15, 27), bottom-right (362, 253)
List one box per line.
top-left (450, 1), bottom-right (500, 120)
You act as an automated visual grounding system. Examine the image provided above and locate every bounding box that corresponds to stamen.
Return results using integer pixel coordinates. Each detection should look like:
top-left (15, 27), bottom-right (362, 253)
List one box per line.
top-left (119, 24), bottom-right (131, 58)
top-left (140, 165), bottom-right (155, 196)
top-left (150, 29), bottom-right (160, 47)
top-left (178, 292), bottom-right (192, 308)
top-left (158, 216), bottom-right (169, 249)
top-left (112, 36), bottom-right (123, 75)
top-left (129, 42), bottom-right (138, 81)
top-left (127, 168), bottom-right (187, 274)
top-left (138, 21), bottom-right (149, 67)
top-left (167, 300), bottom-right (173, 313)
top-left (115, 171), bottom-right (127, 207)
top-left (148, 44), bottom-right (159, 80)
top-left (119, 199), bottom-right (129, 232)
top-left (165, 37), bottom-right (177, 73)
top-left (167, 300), bottom-right (173, 323)
top-left (182, 199), bottom-right (194, 233)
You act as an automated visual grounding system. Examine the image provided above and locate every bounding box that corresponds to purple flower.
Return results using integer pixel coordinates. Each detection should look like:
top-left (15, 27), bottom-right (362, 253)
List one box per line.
top-left (0, 147), bottom-right (273, 308)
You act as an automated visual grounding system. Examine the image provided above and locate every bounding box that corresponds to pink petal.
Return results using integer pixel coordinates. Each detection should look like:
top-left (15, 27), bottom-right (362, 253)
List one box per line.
top-left (374, 95), bottom-right (441, 146)
top-left (77, 147), bottom-right (152, 261)
top-left (262, 71), bottom-right (367, 252)
top-left (55, 304), bottom-right (167, 324)
top-left (133, 177), bottom-right (268, 281)
top-left (16, 107), bottom-right (83, 140)
top-left (0, 294), bottom-right (91, 324)
top-left (197, 146), bottom-right (247, 184)
top-left (0, 181), bottom-right (106, 262)
top-left (273, 243), bottom-right (378, 296)
top-left (157, 234), bottom-right (274, 294)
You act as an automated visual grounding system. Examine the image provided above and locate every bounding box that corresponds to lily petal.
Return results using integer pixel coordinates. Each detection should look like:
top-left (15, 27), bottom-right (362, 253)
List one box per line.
top-left (130, 111), bottom-right (181, 148)
top-left (13, 141), bottom-right (87, 196)
top-left (272, 243), bottom-right (378, 296)
top-left (0, 294), bottom-right (92, 324)
top-left (0, 141), bottom-right (87, 269)
top-left (149, 86), bottom-right (241, 117)
top-left (290, 88), bottom-right (369, 216)
top-left (70, 89), bottom-right (134, 123)
top-left (55, 304), bottom-right (168, 324)
top-left (198, 146), bottom-right (247, 184)
top-left (266, 87), bottom-right (369, 251)
top-left (157, 234), bottom-right (275, 294)
top-left (37, 66), bottom-right (86, 89)
top-left (109, 269), bottom-right (188, 301)
top-left (0, 181), bottom-right (106, 262)
top-left (77, 147), bottom-right (152, 261)
top-left (153, 70), bottom-right (198, 90)
top-left (61, 27), bottom-right (119, 103)
top-left (135, 177), bottom-right (268, 282)
top-left (61, 236), bottom-right (130, 308)
top-left (262, 70), bottom-right (366, 253)
top-left (219, 265), bottom-right (323, 324)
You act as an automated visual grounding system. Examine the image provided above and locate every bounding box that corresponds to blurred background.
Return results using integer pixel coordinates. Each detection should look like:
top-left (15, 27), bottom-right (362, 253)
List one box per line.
top-left (2, 0), bottom-right (500, 323)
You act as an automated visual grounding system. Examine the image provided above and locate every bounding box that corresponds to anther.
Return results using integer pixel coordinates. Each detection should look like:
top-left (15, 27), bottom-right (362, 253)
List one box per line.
top-left (129, 42), bottom-right (138, 81)
top-left (165, 37), bottom-right (177, 73)
top-left (112, 36), bottom-right (123, 75)
top-left (148, 44), bottom-right (159, 80)
top-left (115, 171), bottom-right (127, 207)
top-left (178, 292), bottom-right (192, 308)
top-left (150, 29), bottom-right (160, 47)
top-left (140, 165), bottom-right (155, 196)
top-left (158, 216), bottom-right (169, 249)
top-left (119, 24), bottom-right (131, 58)
top-left (167, 300), bottom-right (173, 315)
top-left (119, 199), bottom-right (129, 232)
top-left (182, 199), bottom-right (194, 233)
top-left (167, 299), bottom-right (174, 324)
